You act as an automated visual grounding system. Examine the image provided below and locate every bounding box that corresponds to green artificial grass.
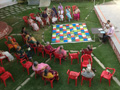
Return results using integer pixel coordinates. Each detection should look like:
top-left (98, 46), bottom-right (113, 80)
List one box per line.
top-left (0, 0), bottom-right (120, 90)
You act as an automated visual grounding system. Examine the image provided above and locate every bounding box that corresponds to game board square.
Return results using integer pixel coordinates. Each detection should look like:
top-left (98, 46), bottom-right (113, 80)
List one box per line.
top-left (68, 39), bottom-right (72, 42)
top-left (75, 39), bottom-right (79, 41)
top-left (53, 30), bottom-right (56, 33)
top-left (78, 33), bottom-right (82, 35)
top-left (60, 34), bottom-right (63, 36)
top-left (64, 36), bottom-right (67, 38)
top-left (63, 31), bottom-right (67, 33)
top-left (85, 31), bottom-right (89, 33)
top-left (56, 25), bottom-right (59, 28)
top-left (63, 29), bottom-right (66, 31)
top-left (80, 39), bottom-right (83, 41)
top-left (71, 35), bottom-right (75, 37)
top-left (56, 33), bottom-right (59, 35)
top-left (60, 40), bottom-right (63, 42)
top-left (75, 37), bottom-right (79, 39)
top-left (77, 27), bottom-right (80, 29)
top-left (83, 37), bottom-right (87, 39)
top-left (52, 39), bottom-right (56, 41)
top-left (70, 27), bottom-right (73, 29)
top-left (78, 35), bottom-right (82, 38)
top-left (67, 32), bottom-right (71, 34)
top-left (74, 32), bottom-right (78, 35)
top-left (56, 40), bottom-right (60, 43)
top-left (83, 38), bottom-right (88, 41)
top-left (52, 37), bottom-right (56, 39)
top-left (60, 31), bottom-right (63, 34)
top-left (64, 40), bottom-right (68, 42)
top-left (88, 38), bottom-right (92, 41)
top-left (85, 33), bottom-right (90, 36)
top-left (56, 31), bottom-right (60, 33)
top-left (66, 24), bottom-right (69, 26)
top-left (60, 28), bottom-right (63, 30)
top-left (71, 37), bottom-right (75, 40)
top-left (82, 35), bottom-right (86, 37)
top-left (72, 24), bottom-right (76, 26)
top-left (56, 28), bottom-right (59, 30)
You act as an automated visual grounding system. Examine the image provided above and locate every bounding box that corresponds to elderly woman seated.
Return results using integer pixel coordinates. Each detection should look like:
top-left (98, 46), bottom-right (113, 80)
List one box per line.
top-left (66, 6), bottom-right (72, 22)
top-left (32, 61), bottom-right (51, 76)
top-left (73, 7), bottom-right (80, 21)
top-left (0, 50), bottom-right (14, 62)
top-left (7, 36), bottom-right (20, 49)
top-left (81, 64), bottom-right (95, 78)
top-left (42, 68), bottom-right (59, 80)
top-left (55, 45), bottom-right (67, 58)
top-left (81, 45), bottom-right (93, 55)
top-left (45, 42), bottom-right (56, 53)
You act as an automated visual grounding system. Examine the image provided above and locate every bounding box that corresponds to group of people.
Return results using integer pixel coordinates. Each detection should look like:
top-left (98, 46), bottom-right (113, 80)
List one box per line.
top-left (99, 20), bottom-right (115, 43)
top-left (27, 3), bottom-right (80, 31)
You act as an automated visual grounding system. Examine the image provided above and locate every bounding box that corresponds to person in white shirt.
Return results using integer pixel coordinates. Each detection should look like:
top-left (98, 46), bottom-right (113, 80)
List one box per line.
top-left (102, 24), bottom-right (114, 43)
top-left (36, 13), bottom-right (44, 27)
top-left (58, 8), bottom-right (64, 21)
top-left (28, 16), bottom-right (34, 26)
top-left (31, 21), bottom-right (39, 31)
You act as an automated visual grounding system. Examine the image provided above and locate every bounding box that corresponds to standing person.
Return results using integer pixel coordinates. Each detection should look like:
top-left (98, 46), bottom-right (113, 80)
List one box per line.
top-left (102, 24), bottom-right (114, 43)
top-left (58, 3), bottom-right (64, 13)
top-left (66, 6), bottom-right (72, 22)
top-left (58, 8), bottom-right (64, 21)
top-left (51, 10), bottom-right (57, 24)
top-left (73, 7), bottom-right (80, 21)
top-left (52, 5), bottom-right (58, 17)
top-left (42, 11), bottom-right (50, 25)
top-left (36, 13), bottom-right (44, 27)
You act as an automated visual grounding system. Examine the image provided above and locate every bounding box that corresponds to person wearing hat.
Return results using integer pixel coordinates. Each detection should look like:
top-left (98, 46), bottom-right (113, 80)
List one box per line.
top-left (32, 61), bottom-right (51, 76)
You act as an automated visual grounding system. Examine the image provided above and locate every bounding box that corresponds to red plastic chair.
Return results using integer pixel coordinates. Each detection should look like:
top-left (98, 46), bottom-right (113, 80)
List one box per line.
top-left (81, 75), bottom-right (93, 87)
top-left (29, 43), bottom-right (37, 54)
top-left (69, 52), bottom-right (80, 65)
top-left (0, 67), bottom-right (6, 74)
top-left (67, 69), bottom-right (80, 86)
top-left (81, 54), bottom-right (92, 71)
top-left (54, 52), bottom-right (65, 65)
top-left (5, 36), bottom-right (16, 42)
top-left (4, 41), bottom-right (14, 52)
top-left (21, 34), bottom-right (27, 44)
top-left (65, 6), bottom-right (72, 20)
top-left (0, 71), bottom-right (15, 87)
top-left (42, 76), bottom-right (55, 88)
top-left (29, 13), bottom-right (36, 20)
top-left (72, 5), bottom-right (80, 20)
top-left (0, 54), bottom-right (9, 66)
top-left (37, 47), bottom-right (44, 57)
top-left (23, 16), bottom-right (28, 25)
top-left (100, 67), bottom-right (115, 86)
top-left (14, 53), bottom-right (28, 63)
top-left (20, 59), bottom-right (33, 75)
top-left (44, 49), bottom-right (52, 60)
top-left (37, 21), bottom-right (41, 28)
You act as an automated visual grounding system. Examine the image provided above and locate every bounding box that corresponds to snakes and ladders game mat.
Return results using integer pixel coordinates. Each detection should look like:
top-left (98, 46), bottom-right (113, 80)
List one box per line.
top-left (51, 23), bottom-right (92, 44)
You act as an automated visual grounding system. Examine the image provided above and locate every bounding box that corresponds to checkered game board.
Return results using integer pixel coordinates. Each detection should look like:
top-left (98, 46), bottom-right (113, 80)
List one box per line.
top-left (51, 23), bottom-right (92, 44)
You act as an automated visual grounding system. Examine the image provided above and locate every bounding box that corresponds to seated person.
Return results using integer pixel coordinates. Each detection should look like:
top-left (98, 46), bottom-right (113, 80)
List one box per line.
top-left (45, 42), bottom-right (56, 52)
top-left (7, 36), bottom-right (20, 49)
top-left (36, 13), bottom-right (44, 27)
top-left (16, 46), bottom-right (31, 59)
top-left (25, 32), bottom-right (30, 40)
top-left (73, 7), bottom-right (80, 21)
top-left (38, 7), bottom-right (43, 17)
top-left (42, 68), bottom-right (59, 80)
top-left (81, 65), bottom-right (95, 78)
top-left (55, 45), bottom-right (67, 58)
top-left (26, 36), bottom-right (37, 46)
top-left (31, 21), bottom-right (39, 31)
top-left (51, 10), bottom-right (57, 24)
top-left (58, 8), bottom-right (64, 21)
top-left (0, 50), bottom-right (14, 62)
top-left (28, 16), bottom-right (34, 26)
top-left (32, 61), bottom-right (51, 76)
top-left (58, 3), bottom-right (64, 13)
top-left (52, 5), bottom-right (58, 17)
top-left (42, 10), bottom-right (50, 25)
top-left (81, 45), bottom-right (93, 55)
top-left (66, 6), bottom-right (72, 22)
top-left (102, 24), bottom-right (114, 43)
top-left (45, 7), bottom-right (52, 17)
top-left (21, 27), bottom-right (27, 37)
top-left (37, 42), bottom-right (44, 49)
top-left (102, 20), bottom-right (111, 31)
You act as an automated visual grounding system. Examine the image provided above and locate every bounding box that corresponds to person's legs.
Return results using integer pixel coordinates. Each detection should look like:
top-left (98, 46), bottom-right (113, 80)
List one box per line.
top-left (102, 34), bottom-right (109, 43)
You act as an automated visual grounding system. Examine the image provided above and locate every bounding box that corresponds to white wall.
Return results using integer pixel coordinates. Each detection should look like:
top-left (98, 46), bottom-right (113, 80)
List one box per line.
top-left (0, 0), bottom-right (13, 4)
